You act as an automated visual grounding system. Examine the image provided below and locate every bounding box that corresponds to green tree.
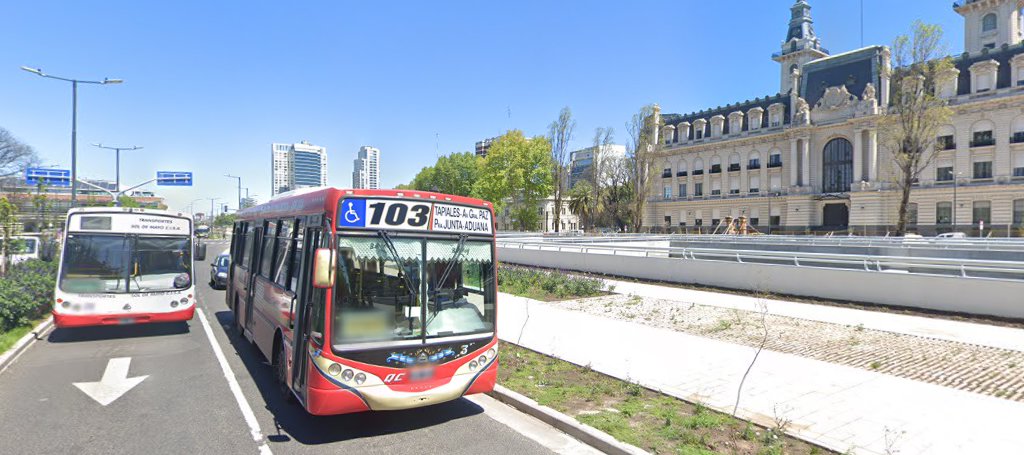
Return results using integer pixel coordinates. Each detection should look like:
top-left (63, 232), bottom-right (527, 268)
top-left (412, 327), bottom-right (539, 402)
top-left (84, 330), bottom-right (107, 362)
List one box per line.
top-left (213, 213), bottom-right (237, 229)
top-left (31, 182), bottom-right (50, 233)
top-left (0, 197), bottom-right (17, 276)
top-left (472, 130), bottom-right (554, 231)
top-left (568, 180), bottom-right (595, 231)
top-left (116, 195), bottom-right (141, 208)
top-left (881, 21), bottom-right (954, 236)
top-left (407, 151), bottom-right (480, 196)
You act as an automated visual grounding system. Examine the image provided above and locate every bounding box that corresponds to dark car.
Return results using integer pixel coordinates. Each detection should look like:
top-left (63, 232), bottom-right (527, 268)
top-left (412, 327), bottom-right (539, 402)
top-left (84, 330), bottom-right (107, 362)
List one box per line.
top-left (209, 252), bottom-right (231, 289)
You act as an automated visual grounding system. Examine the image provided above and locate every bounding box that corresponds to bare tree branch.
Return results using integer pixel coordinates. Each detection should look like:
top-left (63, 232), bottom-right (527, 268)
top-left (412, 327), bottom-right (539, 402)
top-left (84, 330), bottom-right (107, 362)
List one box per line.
top-left (0, 127), bottom-right (40, 179)
top-left (548, 107), bottom-right (576, 233)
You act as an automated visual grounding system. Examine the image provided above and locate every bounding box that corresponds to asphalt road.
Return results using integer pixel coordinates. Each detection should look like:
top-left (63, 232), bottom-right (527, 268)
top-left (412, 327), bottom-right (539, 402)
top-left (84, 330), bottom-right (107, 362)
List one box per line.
top-left (0, 241), bottom-right (570, 455)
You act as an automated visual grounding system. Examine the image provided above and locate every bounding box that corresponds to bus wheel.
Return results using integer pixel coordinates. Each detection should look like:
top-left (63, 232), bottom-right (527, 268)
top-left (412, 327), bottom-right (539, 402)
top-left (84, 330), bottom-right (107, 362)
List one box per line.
top-left (276, 341), bottom-right (294, 403)
top-left (233, 297), bottom-right (245, 337)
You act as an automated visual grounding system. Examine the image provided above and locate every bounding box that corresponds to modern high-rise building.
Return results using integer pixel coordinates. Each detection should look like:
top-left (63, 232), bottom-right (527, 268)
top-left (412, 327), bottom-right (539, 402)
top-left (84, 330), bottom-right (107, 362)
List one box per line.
top-left (569, 144), bottom-right (627, 189)
top-left (475, 137), bottom-right (498, 157)
top-left (271, 141), bottom-right (328, 196)
top-left (352, 146), bottom-right (380, 189)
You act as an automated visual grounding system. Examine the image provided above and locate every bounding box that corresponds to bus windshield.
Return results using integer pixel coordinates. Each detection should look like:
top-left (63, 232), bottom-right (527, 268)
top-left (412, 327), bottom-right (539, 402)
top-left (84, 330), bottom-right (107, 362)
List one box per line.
top-left (331, 234), bottom-right (495, 347)
top-left (59, 234), bottom-right (193, 294)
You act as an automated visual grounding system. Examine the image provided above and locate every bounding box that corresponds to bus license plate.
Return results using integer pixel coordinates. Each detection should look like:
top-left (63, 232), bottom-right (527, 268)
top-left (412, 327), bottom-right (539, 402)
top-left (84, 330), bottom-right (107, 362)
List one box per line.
top-left (118, 317), bottom-right (135, 325)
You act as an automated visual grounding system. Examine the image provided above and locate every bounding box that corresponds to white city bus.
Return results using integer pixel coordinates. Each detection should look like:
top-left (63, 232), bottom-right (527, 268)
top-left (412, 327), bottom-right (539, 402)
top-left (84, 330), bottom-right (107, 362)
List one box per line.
top-left (53, 207), bottom-right (197, 328)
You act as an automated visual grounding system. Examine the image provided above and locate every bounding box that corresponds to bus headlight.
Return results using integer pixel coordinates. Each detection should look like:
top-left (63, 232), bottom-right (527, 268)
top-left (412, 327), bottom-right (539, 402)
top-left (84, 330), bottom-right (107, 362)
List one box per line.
top-left (170, 300), bottom-right (179, 308)
top-left (328, 363), bottom-right (342, 376)
top-left (61, 301), bottom-right (70, 309)
top-left (341, 369), bottom-right (354, 382)
top-left (487, 348), bottom-right (496, 359)
top-left (354, 373), bottom-right (366, 385)
top-left (469, 361), bottom-right (478, 371)
top-left (479, 355), bottom-right (487, 365)
top-left (179, 297), bottom-right (190, 306)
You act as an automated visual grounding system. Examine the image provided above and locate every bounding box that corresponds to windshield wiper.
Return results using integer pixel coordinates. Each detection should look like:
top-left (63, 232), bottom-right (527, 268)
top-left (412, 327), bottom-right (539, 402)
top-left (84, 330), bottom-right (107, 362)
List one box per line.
top-left (425, 234), bottom-right (468, 329)
top-left (376, 231), bottom-right (420, 304)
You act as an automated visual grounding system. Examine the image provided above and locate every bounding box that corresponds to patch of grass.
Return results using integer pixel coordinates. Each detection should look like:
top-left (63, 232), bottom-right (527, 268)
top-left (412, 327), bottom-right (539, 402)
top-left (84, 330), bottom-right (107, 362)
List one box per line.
top-left (498, 266), bottom-right (607, 301)
top-left (0, 319), bottom-right (43, 355)
top-left (710, 319), bottom-right (733, 333)
top-left (499, 343), bottom-right (835, 455)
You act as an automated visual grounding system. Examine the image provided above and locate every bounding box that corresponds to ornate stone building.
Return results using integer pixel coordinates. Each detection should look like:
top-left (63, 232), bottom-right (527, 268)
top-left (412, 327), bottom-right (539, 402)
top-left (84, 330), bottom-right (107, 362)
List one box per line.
top-left (647, 0), bottom-right (1024, 236)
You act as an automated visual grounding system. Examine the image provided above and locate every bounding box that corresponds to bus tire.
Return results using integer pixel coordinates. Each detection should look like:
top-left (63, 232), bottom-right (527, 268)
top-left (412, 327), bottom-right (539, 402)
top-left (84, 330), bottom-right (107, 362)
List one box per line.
top-left (275, 336), bottom-right (294, 404)
top-left (233, 296), bottom-right (245, 337)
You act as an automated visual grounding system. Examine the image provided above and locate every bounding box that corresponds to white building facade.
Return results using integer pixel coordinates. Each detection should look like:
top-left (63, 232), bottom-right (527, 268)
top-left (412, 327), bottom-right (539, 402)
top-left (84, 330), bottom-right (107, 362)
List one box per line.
top-left (646, 0), bottom-right (1024, 236)
top-left (271, 141), bottom-right (328, 196)
top-left (352, 146), bottom-right (380, 189)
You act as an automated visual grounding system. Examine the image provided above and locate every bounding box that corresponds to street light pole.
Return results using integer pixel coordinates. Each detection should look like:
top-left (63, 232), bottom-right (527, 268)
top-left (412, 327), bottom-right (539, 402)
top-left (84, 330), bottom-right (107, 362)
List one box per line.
top-left (208, 197), bottom-right (221, 222)
top-left (21, 66), bottom-right (122, 207)
top-left (92, 144), bottom-right (143, 193)
top-left (225, 174), bottom-right (242, 211)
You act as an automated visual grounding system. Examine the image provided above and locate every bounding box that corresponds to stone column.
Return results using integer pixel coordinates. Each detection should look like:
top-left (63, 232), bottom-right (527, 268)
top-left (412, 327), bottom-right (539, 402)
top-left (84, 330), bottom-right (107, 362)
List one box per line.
top-left (739, 152), bottom-right (748, 194)
top-left (867, 129), bottom-right (878, 182)
top-left (853, 128), bottom-right (863, 183)
top-left (801, 138), bottom-right (810, 188)
top-left (790, 139), bottom-right (799, 187)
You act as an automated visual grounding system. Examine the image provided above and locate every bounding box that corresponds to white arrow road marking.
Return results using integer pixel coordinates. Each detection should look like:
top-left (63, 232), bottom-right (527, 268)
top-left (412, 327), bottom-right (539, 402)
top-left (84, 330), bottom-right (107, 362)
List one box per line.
top-left (73, 357), bottom-right (148, 406)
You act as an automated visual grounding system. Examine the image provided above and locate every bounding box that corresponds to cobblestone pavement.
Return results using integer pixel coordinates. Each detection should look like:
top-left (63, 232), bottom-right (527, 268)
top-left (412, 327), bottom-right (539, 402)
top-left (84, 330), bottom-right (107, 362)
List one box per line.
top-left (548, 294), bottom-right (1024, 401)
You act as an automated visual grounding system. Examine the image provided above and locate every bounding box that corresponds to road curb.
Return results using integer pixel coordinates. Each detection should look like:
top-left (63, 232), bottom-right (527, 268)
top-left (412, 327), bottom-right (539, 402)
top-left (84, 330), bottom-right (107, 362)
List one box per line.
top-left (488, 384), bottom-right (649, 455)
top-left (0, 317), bottom-right (53, 375)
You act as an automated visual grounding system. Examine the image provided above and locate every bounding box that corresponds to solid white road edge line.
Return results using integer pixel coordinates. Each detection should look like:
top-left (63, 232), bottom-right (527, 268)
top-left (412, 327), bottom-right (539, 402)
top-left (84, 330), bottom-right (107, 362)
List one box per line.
top-left (196, 307), bottom-right (273, 455)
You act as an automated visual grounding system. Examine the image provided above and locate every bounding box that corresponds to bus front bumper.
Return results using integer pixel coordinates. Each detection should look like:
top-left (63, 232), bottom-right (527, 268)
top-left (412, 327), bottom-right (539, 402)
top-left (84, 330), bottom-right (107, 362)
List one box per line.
top-left (53, 306), bottom-right (195, 328)
top-left (305, 357), bottom-right (498, 416)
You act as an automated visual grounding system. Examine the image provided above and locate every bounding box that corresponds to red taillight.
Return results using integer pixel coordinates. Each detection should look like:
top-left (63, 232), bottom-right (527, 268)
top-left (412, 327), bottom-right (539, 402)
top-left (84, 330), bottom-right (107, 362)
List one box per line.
top-left (188, 294), bottom-right (193, 299)
top-left (56, 298), bottom-right (63, 304)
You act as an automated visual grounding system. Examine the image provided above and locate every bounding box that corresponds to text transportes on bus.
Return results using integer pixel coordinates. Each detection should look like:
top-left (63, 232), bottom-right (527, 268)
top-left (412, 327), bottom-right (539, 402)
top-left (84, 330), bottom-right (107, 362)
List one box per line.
top-left (228, 188), bottom-right (498, 415)
top-left (53, 207), bottom-right (196, 328)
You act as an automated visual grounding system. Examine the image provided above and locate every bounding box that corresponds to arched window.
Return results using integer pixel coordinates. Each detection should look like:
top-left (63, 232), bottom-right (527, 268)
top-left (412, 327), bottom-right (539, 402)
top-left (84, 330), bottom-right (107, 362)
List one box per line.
top-left (1012, 116), bottom-right (1024, 143)
top-left (728, 153), bottom-right (741, 172)
top-left (769, 150), bottom-right (782, 168)
top-left (710, 156), bottom-right (722, 173)
top-left (972, 119), bottom-right (995, 147)
top-left (677, 159), bottom-right (688, 177)
top-left (822, 138), bottom-right (854, 193)
top-left (748, 151), bottom-right (761, 169)
top-left (693, 158), bottom-right (704, 175)
top-left (983, 13), bottom-right (997, 32)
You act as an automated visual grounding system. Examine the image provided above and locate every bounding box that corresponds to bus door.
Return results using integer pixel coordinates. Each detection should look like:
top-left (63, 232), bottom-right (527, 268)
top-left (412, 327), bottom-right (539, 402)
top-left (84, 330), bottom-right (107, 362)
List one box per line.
top-left (244, 226), bottom-right (264, 337)
top-left (290, 224), bottom-right (324, 396)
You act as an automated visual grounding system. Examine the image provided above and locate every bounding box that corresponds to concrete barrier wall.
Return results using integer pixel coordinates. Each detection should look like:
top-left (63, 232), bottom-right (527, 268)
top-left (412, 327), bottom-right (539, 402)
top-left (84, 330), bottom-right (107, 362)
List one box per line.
top-left (498, 247), bottom-right (1024, 319)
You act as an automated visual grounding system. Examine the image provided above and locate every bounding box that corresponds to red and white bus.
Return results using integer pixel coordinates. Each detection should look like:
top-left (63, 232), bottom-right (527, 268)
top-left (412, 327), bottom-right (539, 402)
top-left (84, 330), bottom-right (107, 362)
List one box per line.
top-left (54, 207), bottom-right (197, 328)
top-left (227, 187), bottom-right (498, 415)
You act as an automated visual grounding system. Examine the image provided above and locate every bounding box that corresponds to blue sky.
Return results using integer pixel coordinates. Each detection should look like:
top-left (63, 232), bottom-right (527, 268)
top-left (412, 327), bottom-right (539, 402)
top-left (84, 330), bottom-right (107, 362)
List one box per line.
top-left (1, 0), bottom-right (965, 212)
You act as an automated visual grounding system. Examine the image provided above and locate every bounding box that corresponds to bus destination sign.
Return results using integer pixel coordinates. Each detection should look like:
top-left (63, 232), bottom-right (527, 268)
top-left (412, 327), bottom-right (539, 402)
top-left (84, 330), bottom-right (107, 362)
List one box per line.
top-left (70, 213), bottom-right (191, 235)
top-left (338, 198), bottom-right (492, 235)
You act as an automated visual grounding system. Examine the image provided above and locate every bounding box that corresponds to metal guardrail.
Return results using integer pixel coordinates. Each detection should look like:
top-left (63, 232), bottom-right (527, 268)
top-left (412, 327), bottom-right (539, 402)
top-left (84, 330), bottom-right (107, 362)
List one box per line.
top-left (498, 233), bottom-right (1024, 252)
top-left (496, 239), bottom-right (1024, 281)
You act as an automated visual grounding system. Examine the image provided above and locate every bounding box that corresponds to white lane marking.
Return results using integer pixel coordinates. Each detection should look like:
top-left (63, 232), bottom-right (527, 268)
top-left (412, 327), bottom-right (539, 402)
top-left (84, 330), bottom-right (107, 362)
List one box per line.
top-left (73, 357), bottom-right (148, 406)
top-left (196, 307), bottom-right (273, 455)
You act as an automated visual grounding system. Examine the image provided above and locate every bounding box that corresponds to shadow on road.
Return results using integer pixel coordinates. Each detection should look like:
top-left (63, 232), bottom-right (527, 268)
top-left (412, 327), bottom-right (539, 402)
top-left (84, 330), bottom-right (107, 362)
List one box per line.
top-left (212, 310), bottom-right (486, 446)
top-left (47, 321), bottom-right (190, 343)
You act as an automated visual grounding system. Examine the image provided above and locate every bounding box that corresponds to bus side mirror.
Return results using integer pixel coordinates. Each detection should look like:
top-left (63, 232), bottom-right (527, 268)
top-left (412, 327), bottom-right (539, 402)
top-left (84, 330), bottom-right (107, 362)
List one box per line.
top-left (312, 248), bottom-right (335, 289)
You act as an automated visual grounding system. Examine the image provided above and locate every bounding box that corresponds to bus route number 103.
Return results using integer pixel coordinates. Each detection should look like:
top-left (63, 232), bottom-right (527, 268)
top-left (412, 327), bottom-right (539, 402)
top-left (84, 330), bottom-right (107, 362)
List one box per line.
top-left (367, 201), bottom-right (430, 229)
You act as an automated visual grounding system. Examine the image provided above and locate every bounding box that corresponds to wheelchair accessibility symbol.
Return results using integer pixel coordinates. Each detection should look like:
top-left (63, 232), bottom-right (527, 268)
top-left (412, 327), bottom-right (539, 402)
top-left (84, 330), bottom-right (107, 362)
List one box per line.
top-left (344, 202), bottom-right (360, 223)
top-left (338, 199), bottom-right (366, 227)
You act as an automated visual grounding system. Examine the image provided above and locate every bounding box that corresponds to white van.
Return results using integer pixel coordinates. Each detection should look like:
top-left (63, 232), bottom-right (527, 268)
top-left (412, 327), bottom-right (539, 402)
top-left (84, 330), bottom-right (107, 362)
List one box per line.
top-left (9, 235), bottom-right (40, 264)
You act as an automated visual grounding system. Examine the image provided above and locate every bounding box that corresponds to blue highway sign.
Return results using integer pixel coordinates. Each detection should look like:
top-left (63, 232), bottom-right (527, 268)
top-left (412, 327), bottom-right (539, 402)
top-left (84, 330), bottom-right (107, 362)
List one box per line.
top-left (25, 168), bottom-right (71, 187)
top-left (156, 171), bottom-right (193, 186)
